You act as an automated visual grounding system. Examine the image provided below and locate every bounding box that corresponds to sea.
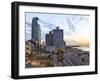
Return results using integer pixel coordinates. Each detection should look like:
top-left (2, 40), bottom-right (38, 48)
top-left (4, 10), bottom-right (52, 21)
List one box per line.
top-left (73, 47), bottom-right (89, 51)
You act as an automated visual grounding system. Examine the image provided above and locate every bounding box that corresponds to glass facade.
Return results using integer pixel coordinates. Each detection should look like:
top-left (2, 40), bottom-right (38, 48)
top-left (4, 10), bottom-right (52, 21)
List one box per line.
top-left (31, 17), bottom-right (41, 43)
top-left (53, 27), bottom-right (64, 49)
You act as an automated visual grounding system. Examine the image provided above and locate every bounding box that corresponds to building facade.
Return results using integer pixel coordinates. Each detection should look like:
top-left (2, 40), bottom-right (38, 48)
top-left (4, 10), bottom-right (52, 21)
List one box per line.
top-left (45, 45), bottom-right (55, 53)
top-left (45, 31), bottom-right (53, 46)
top-left (32, 17), bottom-right (41, 43)
top-left (53, 27), bottom-right (64, 49)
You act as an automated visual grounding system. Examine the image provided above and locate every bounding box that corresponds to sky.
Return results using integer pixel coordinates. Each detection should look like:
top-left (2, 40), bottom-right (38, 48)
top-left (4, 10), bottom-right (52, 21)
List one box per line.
top-left (25, 12), bottom-right (90, 46)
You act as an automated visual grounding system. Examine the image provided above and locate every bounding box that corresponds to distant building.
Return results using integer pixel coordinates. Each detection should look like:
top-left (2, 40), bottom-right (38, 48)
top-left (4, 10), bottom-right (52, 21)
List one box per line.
top-left (53, 27), bottom-right (65, 49)
top-left (32, 17), bottom-right (41, 43)
top-left (45, 45), bottom-right (55, 53)
top-left (45, 31), bottom-right (53, 46)
top-left (41, 41), bottom-right (45, 50)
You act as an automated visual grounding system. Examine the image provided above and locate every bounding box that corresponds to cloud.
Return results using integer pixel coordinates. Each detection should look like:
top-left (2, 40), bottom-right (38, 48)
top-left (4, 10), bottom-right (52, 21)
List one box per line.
top-left (40, 23), bottom-right (51, 41)
top-left (25, 13), bottom-right (90, 44)
top-left (25, 26), bottom-right (31, 40)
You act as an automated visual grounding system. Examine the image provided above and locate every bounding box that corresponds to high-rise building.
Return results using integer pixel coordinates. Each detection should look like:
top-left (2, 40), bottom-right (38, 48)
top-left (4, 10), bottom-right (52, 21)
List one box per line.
top-left (45, 31), bottom-right (53, 46)
top-left (32, 17), bottom-right (41, 43)
top-left (53, 27), bottom-right (64, 49)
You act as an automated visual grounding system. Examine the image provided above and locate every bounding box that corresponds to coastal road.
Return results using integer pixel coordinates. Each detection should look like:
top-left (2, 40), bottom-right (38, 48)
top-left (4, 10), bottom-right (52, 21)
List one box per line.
top-left (63, 48), bottom-right (83, 66)
top-left (63, 54), bottom-right (73, 66)
top-left (52, 47), bottom-right (87, 66)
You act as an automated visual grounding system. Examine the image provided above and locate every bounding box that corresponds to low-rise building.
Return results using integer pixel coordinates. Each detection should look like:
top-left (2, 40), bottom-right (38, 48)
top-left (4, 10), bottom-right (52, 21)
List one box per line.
top-left (45, 45), bottom-right (55, 53)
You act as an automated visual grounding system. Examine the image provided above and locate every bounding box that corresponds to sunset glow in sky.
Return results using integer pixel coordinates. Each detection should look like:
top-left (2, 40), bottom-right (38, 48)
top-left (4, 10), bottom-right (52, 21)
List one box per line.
top-left (25, 12), bottom-right (90, 46)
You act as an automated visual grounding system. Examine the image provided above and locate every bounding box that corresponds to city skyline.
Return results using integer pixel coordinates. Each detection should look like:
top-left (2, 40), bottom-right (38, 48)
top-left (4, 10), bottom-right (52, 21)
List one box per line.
top-left (25, 12), bottom-right (90, 46)
top-left (25, 12), bottom-right (90, 68)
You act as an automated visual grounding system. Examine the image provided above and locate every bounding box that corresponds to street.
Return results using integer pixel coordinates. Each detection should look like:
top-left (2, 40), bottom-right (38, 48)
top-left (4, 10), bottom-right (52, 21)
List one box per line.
top-left (52, 47), bottom-right (89, 66)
